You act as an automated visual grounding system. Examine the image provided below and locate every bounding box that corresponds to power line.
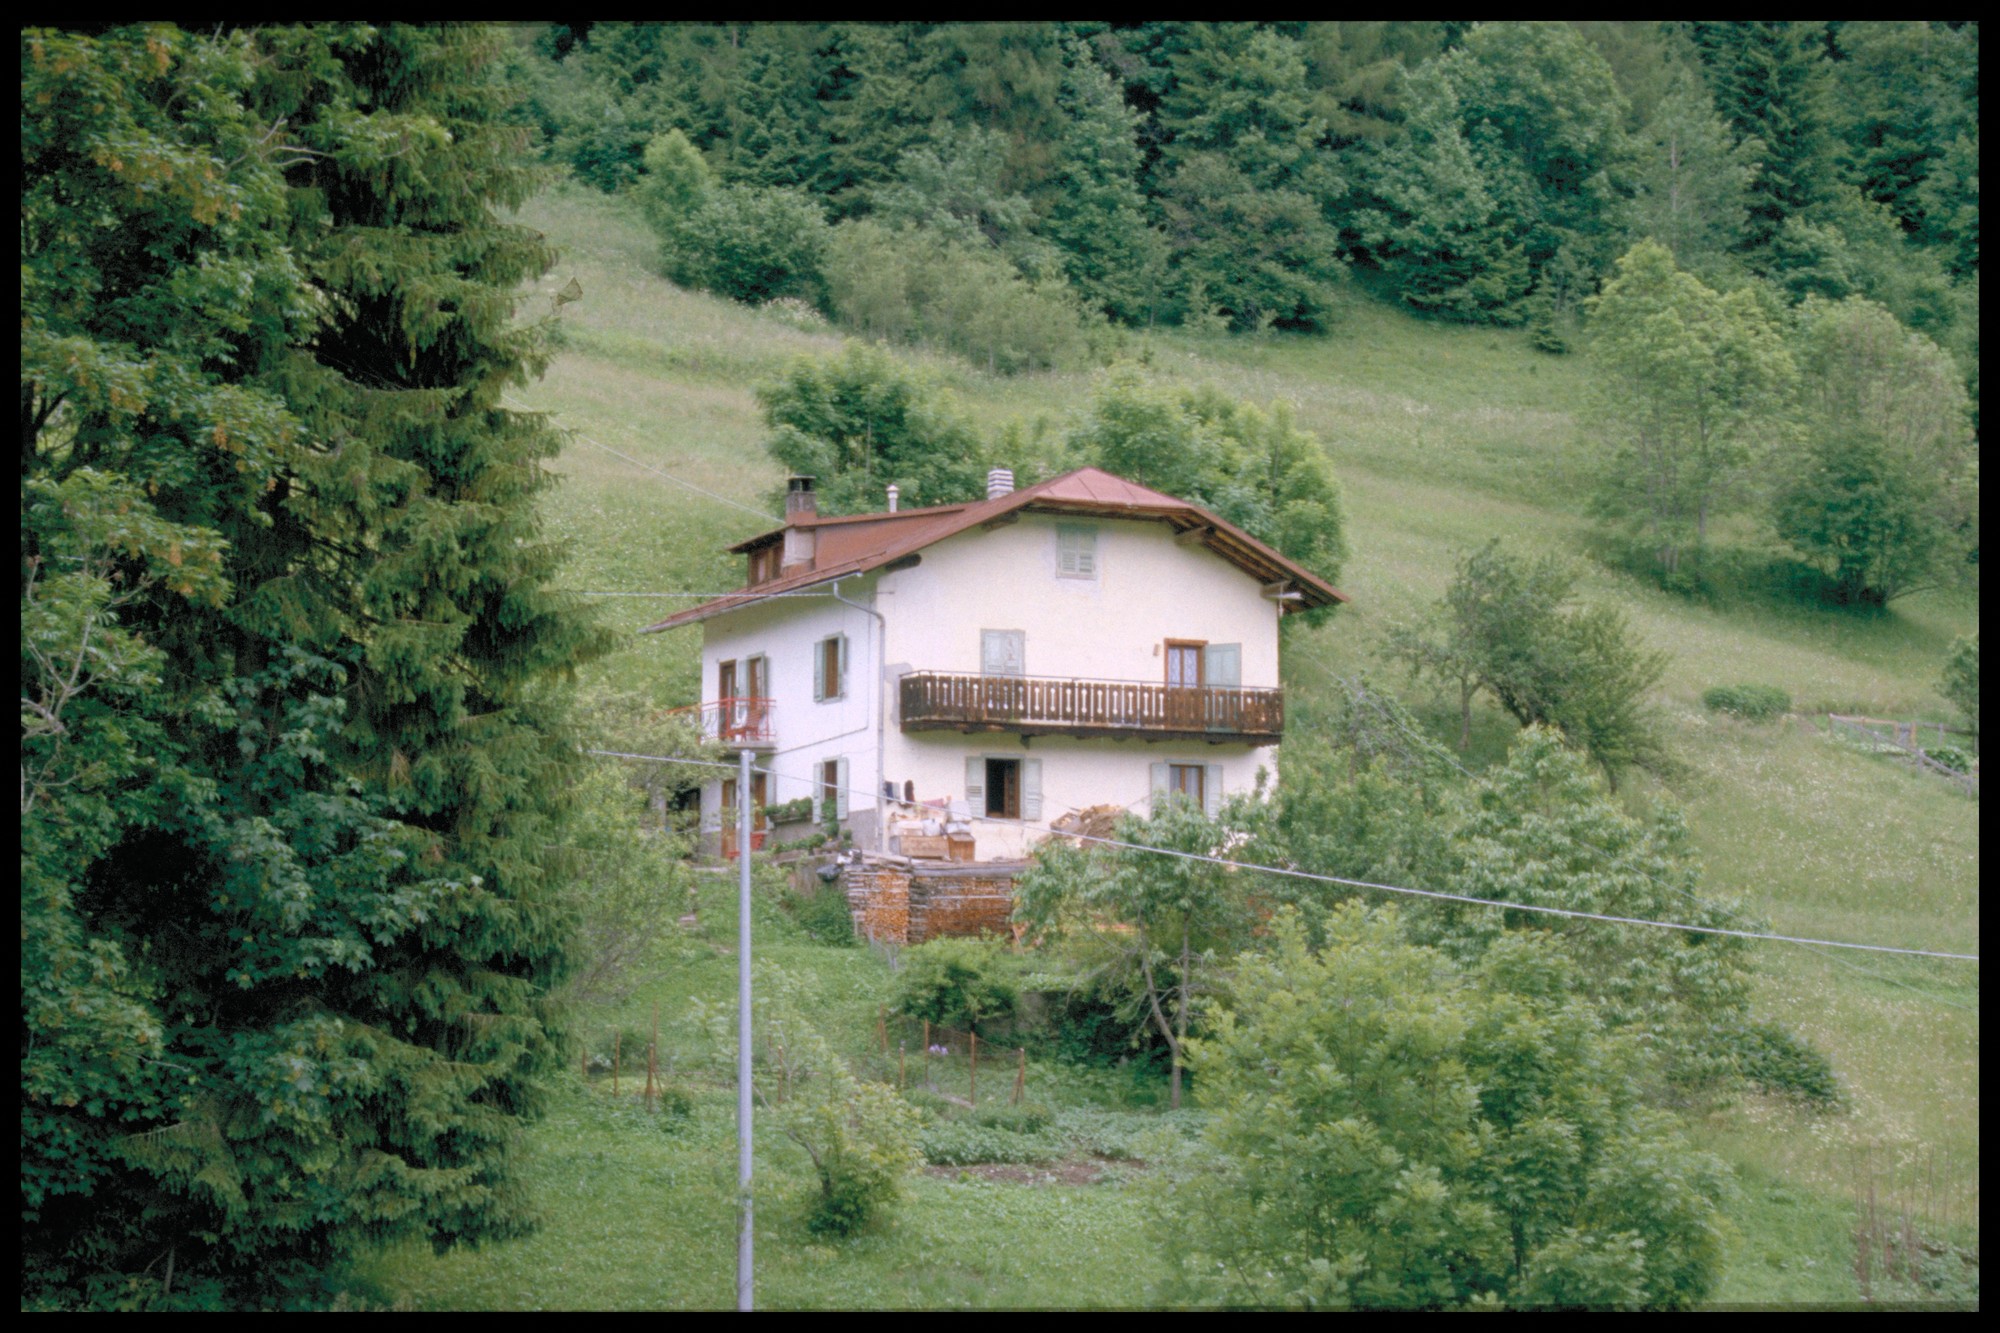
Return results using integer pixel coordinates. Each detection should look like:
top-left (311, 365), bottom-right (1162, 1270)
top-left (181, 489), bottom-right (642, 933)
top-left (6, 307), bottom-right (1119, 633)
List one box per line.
top-left (500, 394), bottom-right (780, 522)
top-left (567, 591), bottom-right (836, 599)
top-left (1290, 658), bottom-right (1983, 1007)
top-left (585, 748), bottom-right (1980, 964)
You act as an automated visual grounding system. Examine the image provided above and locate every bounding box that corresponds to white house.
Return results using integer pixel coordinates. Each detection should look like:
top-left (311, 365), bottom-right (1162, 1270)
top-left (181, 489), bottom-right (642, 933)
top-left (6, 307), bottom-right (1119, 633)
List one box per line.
top-left (642, 466), bottom-right (1345, 861)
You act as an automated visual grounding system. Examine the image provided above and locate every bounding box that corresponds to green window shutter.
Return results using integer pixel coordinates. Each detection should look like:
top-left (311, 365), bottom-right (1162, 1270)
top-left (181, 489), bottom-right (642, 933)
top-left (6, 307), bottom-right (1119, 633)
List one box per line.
top-left (1204, 643), bottom-right (1241, 687)
top-left (965, 755), bottom-right (985, 812)
top-left (813, 638), bottom-right (826, 702)
top-left (1204, 764), bottom-right (1223, 817)
top-left (1149, 762), bottom-right (1168, 816)
top-left (836, 757), bottom-right (849, 820)
top-left (1023, 759), bottom-right (1042, 821)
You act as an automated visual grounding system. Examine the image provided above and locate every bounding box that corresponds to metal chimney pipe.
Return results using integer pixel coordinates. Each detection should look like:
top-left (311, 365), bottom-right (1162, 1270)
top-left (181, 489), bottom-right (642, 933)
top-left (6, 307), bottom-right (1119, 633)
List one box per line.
top-left (986, 468), bottom-right (1014, 500)
top-left (886, 484), bottom-right (899, 513)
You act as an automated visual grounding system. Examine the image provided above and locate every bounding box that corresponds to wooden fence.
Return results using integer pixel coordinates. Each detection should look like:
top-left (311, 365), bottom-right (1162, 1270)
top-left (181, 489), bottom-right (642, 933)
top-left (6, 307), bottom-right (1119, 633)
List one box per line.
top-left (874, 1007), bottom-right (1030, 1108)
top-left (1828, 714), bottom-right (1978, 795)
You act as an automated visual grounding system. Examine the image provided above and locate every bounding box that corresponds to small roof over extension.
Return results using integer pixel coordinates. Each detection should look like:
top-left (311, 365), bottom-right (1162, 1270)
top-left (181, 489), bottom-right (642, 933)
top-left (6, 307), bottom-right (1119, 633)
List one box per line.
top-left (640, 466), bottom-right (1347, 633)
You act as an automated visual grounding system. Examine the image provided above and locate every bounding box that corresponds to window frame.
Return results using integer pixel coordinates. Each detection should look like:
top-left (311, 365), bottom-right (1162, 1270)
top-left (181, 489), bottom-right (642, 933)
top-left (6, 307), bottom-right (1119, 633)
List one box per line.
top-left (1055, 522), bottom-right (1099, 580)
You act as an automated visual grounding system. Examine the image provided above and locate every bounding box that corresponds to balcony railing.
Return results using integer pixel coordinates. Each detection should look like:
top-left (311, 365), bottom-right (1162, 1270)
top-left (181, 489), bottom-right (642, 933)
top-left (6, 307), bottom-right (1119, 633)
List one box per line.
top-left (699, 696), bottom-right (777, 747)
top-left (900, 671), bottom-right (1282, 743)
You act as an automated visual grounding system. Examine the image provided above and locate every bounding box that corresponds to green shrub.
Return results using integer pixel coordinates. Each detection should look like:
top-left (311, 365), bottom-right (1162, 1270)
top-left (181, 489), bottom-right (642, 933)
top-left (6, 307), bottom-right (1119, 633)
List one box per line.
top-left (1923, 745), bottom-right (1971, 775)
top-left (656, 1085), bottom-right (697, 1131)
top-left (1703, 684), bottom-right (1793, 721)
top-left (781, 882), bottom-right (855, 946)
top-left (894, 936), bottom-right (1019, 1031)
top-left (667, 184), bottom-right (830, 306)
top-left (1725, 1021), bottom-right (1843, 1107)
top-left (971, 1100), bottom-right (1054, 1134)
top-left (918, 1119), bottom-right (1061, 1167)
top-left (763, 797), bottom-right (814, 825)
top-left (791, 1076), bottom-right (923, 1236)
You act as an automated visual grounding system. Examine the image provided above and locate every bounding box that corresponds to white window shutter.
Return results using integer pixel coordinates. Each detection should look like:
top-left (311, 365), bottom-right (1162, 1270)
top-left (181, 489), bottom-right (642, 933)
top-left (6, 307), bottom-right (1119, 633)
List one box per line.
top-left (1204, 643), bottom-right (1241, 687)
top-left (1204, 764), bottom-right (1223, 817)
top-left (982, 629), bottom-right (1024, 676)
top-left (1149, 762), bottom-right (1168, 816)
top-left (965, 755), bottom-right (985, 812)
top-left (813, 639), bottom-right (826, 702)
top-left (836, 757), bottom-right (849, 820)
top-left (836, 633), bottom-right (849, 699)
top-left (1022, 759), bottom-right (1042, 821)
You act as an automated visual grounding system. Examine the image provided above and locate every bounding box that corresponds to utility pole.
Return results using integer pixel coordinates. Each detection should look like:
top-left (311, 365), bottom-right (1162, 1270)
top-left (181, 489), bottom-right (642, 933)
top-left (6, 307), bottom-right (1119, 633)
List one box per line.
top-left (737, 746), bottom-right (754, 1311)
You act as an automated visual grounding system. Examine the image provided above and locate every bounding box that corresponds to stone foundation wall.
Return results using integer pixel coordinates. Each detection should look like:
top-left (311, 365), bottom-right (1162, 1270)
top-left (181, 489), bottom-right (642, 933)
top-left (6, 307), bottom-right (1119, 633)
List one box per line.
top-left (841, 860), bottom-right (1022, 945)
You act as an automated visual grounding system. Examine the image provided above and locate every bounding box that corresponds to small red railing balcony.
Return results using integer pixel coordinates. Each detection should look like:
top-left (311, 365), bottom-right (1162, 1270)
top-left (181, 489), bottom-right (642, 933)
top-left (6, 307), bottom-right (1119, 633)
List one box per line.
top-left (701, 696), bottom-right (777, 748)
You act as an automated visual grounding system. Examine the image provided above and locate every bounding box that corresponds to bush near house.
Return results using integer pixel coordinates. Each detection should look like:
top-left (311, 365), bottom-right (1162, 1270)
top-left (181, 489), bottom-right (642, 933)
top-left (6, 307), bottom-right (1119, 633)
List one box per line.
top-left (1702, 684), bottom-right (1793, 721)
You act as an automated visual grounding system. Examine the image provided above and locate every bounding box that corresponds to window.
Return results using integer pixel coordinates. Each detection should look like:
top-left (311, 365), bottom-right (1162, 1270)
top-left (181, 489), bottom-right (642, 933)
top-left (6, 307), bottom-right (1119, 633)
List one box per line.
top-left (749, 545), bottom-right (779, 584)
top-left (1165, 639), bottom-right (1206, 688)
top-left (1056, 523), bottom-right (1097, 579)
top-left (816, 756), bottom-right (848, 820)
top-left (985, 758), bottom-right (1021, 818)
top-left (981, 629), bottom-right (1025, 677)
top-left (814, 633), bottom-right (848, 701)
top-left (1151, 761), bottom-right (1221, 816)
top-left (964, 754), bottom-right (1041, 820)
top-left (720, 773), bottom-right (769, 833)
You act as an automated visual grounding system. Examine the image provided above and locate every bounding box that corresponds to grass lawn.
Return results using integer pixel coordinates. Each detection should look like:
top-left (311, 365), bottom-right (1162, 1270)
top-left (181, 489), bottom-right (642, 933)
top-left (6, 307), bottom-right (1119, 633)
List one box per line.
top-left (370, 184), bottom-right (1980, 1308)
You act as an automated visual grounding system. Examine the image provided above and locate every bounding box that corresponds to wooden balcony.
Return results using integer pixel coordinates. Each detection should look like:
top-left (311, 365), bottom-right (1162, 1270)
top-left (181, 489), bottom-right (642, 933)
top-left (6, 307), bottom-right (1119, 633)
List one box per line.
top-left (900, 671), bottom-right (1282, 743)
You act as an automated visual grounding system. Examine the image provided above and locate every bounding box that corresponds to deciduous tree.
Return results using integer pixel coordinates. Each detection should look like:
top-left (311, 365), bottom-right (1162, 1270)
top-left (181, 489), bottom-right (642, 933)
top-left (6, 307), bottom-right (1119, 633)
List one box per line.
top-left (1772, 296), bottom-right (1976, 605)
top-left (1586, 240), bottom-right (1795, 583)
top-left (1165, 904), bottom-right (1731, 1308)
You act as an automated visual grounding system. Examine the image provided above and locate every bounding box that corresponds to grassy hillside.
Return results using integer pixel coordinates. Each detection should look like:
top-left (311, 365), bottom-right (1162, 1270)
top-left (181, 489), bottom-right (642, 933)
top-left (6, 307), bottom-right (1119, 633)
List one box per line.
top-left (376, 185), bottom-right (1977, 1307)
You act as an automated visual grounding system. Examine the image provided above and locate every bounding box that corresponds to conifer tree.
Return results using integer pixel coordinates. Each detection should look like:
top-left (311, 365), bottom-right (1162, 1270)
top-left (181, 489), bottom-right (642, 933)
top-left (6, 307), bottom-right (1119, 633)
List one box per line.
top-left (1043, 39), bottom-right (1168, 324)
top-left (1689, 21), bottom-right (1843, 258)
top-left (22, 23), bottom-right (607, 1306)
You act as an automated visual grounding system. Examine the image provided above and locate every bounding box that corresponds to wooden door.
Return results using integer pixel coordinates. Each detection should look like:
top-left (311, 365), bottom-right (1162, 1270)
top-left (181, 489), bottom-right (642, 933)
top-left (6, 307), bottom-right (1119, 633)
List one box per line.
top-left (1165, 640), bottom-right (1205, 729)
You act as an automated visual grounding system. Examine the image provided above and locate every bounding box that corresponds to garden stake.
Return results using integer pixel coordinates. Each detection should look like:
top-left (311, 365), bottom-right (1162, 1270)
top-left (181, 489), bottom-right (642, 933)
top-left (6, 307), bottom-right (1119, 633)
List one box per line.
top-left (877, 1004), bottom-right (887, 1054)
top-left (646, 1001), bottom-right (659, 1113)
top-left (1014, 1047), bottom-right (1026, 1105)
top-left (922, 1020), bottom-right (930, 1084)
top-left (969, 1031), bottom-right (978, 1105)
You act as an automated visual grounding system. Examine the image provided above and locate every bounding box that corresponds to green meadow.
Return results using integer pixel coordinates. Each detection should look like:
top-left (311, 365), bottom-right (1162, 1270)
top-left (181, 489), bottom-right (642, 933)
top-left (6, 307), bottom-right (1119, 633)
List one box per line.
top-left (365, 185), bottom-right (1975, 1308)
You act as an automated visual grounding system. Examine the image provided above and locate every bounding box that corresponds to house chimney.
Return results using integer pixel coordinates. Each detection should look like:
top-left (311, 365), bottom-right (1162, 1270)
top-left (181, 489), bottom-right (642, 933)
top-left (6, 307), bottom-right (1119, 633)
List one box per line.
top-left (886, 483), bottom-right (899, 513)
top-left (986, 467), bottom-right (1015, 500)
top-left (785, 475), bottom-right (817, 520)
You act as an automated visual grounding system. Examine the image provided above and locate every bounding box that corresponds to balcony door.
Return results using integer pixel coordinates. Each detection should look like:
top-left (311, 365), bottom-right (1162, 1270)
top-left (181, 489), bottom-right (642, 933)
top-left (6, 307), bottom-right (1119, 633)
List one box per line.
top-left (1165, 639), bottom-right (1205, 729)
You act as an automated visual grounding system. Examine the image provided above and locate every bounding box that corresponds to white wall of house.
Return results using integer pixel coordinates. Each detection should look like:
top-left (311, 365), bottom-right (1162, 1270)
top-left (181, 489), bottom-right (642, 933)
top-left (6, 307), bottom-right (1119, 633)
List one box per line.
top-left (887, 732), bottom-right (1276, 860)
top-left (874, 513), bottom-right (1282, 688)
top-left (697, 582), bottom-right (884, 849)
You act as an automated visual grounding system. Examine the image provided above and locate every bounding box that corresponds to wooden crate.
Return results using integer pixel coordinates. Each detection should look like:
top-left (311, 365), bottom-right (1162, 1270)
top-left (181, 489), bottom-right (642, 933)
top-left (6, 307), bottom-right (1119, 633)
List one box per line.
top-left (899, 834), bottom-right (949, 860)
top-left (946, 835), bottom-right (975, 863)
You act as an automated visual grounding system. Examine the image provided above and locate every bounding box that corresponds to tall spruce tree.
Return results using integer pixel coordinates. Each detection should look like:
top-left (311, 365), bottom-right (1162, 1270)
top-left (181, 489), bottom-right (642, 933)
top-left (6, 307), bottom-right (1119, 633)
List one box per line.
top-left (1689, 21), bottom-right (1843, 259)
top-left (22, 23), bottom-right (607, 1307)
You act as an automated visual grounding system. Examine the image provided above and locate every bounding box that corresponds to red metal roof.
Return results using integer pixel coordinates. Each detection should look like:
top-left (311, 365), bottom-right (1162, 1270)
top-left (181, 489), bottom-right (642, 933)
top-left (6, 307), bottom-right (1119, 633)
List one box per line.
top-left (640, 466), bottom-right (1347, 632)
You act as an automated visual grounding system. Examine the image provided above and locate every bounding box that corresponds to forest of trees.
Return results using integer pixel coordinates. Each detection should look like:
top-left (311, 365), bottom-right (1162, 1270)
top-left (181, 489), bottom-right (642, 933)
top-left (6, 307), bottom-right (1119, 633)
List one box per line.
top-left (509, 22), bottom-right (1976, 360)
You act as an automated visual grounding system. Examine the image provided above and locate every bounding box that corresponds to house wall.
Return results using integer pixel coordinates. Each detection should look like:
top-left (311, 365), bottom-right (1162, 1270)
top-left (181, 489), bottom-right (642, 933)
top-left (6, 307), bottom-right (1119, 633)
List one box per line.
top-left (874, 513), bottom-right (1281, 688)
top-left (873, 512), bottom-right (1281, 858)
top-left (883, 732), bottom-right (1275, 860)
top-left (698, 511), bottom-right (1288, 858)
top-left (697, 584), bottom-right (883, 851)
